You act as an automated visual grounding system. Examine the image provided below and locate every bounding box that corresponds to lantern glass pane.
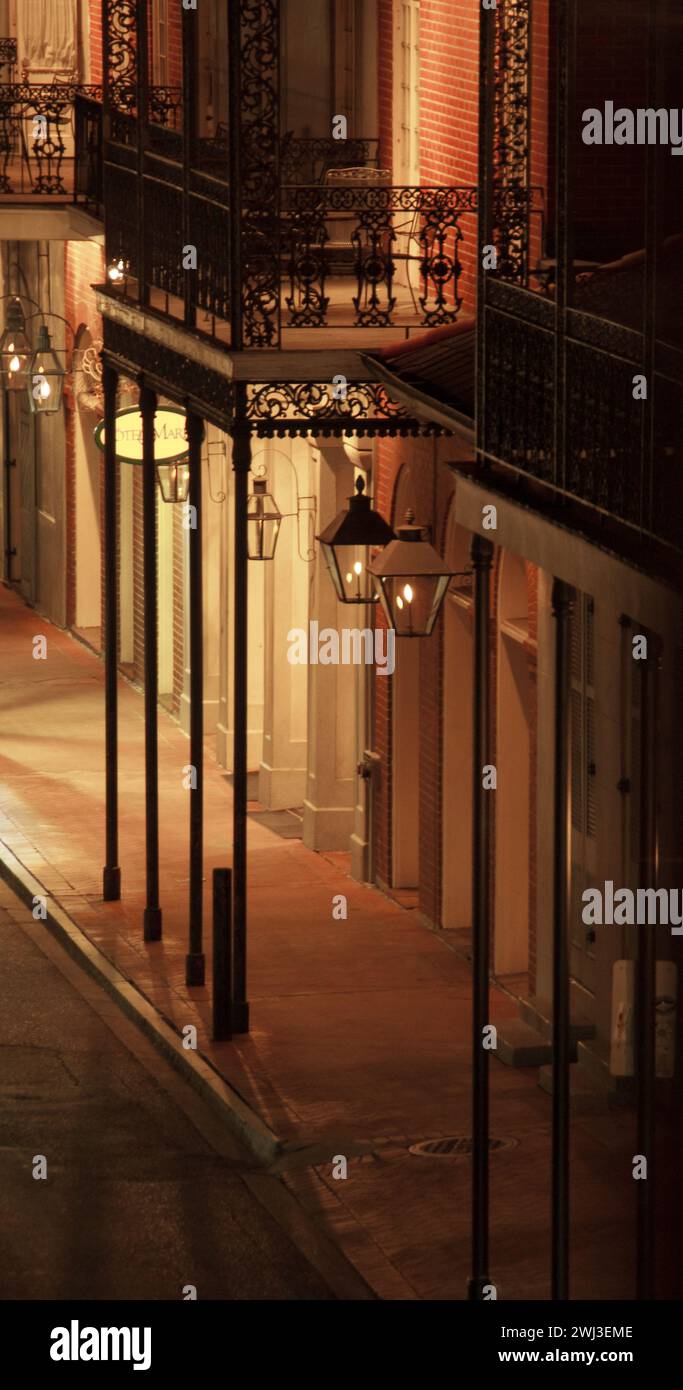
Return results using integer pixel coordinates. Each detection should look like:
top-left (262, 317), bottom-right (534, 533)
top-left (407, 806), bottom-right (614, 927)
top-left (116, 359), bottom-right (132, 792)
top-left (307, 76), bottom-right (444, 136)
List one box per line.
top-left (247, 489), bottom-right (281, 560)
top-left (373, 573), bottom-right (449, 636)
top-left (156, 461), bottom-right (190, 503)
top-left (324, 542), bottom-right (377, 604)
top-left (0, 330), bottom-right (31, 390)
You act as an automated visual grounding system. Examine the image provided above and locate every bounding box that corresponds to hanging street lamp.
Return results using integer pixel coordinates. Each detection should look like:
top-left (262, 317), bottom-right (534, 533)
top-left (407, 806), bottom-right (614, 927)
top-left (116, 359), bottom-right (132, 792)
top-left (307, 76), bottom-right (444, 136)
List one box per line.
top-left (368, 509), bottom-right (454, 637)
top-left (316, 475), bottom-right (396, 604)
top-left (0, 297), bottom-right (32, 391)
top-left (28, 323), bottom-right (66, 415)
top-left (156, 459), bottom-right (191, 504)
top-left (247, 477), bottom-right (282, 560)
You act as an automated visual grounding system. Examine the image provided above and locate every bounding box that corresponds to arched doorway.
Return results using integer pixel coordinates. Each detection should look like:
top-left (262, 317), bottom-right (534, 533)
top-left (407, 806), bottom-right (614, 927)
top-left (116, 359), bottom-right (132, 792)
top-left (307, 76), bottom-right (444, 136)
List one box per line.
top-left (441, 510), bottom-right (474, 931)
top-left (494, 550), bottom-right (532, 978)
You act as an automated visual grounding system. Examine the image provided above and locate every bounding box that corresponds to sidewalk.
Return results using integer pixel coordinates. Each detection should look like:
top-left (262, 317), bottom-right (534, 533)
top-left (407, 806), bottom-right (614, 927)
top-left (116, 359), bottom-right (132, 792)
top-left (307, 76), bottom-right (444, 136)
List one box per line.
top-left (0, 584), bottom-right (635, 1300)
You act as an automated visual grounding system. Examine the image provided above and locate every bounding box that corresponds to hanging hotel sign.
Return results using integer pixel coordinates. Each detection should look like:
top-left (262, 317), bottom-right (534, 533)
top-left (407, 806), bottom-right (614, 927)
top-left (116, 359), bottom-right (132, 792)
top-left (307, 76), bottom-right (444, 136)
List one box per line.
top-left (94, 406), bottom-right (188, 465)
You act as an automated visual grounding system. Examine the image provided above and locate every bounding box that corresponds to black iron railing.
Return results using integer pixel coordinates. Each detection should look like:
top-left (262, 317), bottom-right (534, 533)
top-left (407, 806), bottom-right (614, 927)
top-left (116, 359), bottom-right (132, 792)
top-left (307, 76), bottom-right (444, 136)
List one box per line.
top-left (0, 82), bottom-right (102, 198)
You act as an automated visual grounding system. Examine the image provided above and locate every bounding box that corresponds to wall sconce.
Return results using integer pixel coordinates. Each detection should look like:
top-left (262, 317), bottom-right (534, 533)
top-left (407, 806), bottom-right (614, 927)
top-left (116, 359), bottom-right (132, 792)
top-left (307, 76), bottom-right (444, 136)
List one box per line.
top-left (368, 510), bottom-right (454, 637)
top-left (247, 478), bottom-right (282, 560)
top-left (317, 476), bottom-right (395, 604)
top-left (28, 324), bottom-right (66, 415)
top-left (157, 460), bottom-right (190, 504)
top-left (0, 296), bottom-right (31, 391)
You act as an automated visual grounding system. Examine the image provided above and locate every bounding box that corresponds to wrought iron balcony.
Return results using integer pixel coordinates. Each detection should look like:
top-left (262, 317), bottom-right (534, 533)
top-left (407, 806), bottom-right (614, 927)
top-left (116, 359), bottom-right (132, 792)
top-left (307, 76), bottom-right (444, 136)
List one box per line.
top-left (0, 82), bottom-right (102, 210)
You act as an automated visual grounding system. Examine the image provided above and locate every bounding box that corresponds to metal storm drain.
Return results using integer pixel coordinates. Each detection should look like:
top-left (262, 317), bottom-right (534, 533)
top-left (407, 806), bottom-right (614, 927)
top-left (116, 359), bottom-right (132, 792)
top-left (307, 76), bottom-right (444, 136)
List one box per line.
top-left (408, 1136), bottom-right (518, 1157)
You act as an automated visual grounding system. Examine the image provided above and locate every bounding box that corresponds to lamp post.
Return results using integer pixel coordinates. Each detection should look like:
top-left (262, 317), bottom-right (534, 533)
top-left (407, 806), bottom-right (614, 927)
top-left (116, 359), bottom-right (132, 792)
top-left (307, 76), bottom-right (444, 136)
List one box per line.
top-left (0, 297), bottom-right (31, 391)
top-left (28, 323), bottom-right (66, 415)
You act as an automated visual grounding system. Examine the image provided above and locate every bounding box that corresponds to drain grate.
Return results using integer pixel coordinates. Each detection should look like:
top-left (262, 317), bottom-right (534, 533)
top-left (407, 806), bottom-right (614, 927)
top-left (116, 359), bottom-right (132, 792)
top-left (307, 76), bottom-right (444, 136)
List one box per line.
top-left (409, 1136), bottom-right (517, 1157)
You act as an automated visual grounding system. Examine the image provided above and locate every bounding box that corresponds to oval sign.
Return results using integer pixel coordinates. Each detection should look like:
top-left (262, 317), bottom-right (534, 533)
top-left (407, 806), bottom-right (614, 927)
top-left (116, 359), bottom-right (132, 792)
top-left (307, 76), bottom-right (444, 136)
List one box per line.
top-left (94, 406), bottom-right (189, 464)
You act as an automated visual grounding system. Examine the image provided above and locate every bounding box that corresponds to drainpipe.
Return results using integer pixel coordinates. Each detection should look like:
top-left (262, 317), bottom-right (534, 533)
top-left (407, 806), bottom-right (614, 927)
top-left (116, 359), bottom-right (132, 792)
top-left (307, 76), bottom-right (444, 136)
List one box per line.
top-left (469, 532), bottom-right (494, 1299)
top-left (551, 577), bottom-right (573, 1299)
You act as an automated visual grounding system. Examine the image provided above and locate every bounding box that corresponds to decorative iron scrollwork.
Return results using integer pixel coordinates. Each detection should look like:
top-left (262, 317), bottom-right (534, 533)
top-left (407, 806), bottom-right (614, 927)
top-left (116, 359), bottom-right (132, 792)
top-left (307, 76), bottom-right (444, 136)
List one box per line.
top-left (105, 0), bottom-right (137, 115)
top-left (245, 380), bottom-right (442, 438)
top-left (238, 0), bottom-right (280, 347)
top-left (492, 0), bottom-right (531, 283)
top-left (0, 83), bottom-right (102, 195)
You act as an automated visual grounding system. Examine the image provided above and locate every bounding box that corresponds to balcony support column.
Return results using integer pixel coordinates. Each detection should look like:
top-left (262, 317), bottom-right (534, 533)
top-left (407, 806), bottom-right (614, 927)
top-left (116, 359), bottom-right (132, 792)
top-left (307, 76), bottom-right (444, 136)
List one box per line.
top-left (102, 359), bottom-right (120, 901)
top-left (468, 533), bottom-right (494, 1300)
top-left (636, 634), bottom-right (659, 1299)
top-left (186, 409), bottom-right (205, 986)
top-left (140, 381), bottom-right (162, 941)
top-left (230, 385), bottom-right (250, 1033)
top-left (551, 577), bottom-right (574, 1299)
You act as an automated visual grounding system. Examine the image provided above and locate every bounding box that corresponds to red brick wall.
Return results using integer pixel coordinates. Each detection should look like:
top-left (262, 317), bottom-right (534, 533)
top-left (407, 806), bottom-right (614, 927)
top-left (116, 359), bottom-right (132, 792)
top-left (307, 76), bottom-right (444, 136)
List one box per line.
top-left (88, 0), bottom-right (102, 83)
top-left (419, 0), bottom-right (480, 313)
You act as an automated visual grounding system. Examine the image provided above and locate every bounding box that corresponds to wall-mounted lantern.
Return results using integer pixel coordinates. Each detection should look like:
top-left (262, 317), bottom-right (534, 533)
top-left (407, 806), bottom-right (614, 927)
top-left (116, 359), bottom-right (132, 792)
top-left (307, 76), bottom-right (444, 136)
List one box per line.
top-left (0, 296), bottom-right (31, 391)
top-left (369, 510), bottom-right (454, 636)
top-left (317, 476), bottom-right (395, 604)
top-left (28, 324), bottom-right (66, 415)
top-left (247, 478), bottom-right (282, 560)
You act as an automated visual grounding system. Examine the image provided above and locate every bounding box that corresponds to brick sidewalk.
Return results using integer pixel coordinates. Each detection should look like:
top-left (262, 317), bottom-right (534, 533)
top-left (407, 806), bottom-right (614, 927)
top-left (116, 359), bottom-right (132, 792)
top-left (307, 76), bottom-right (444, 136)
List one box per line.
top-left (0, 584), bottom-right (635, 1299)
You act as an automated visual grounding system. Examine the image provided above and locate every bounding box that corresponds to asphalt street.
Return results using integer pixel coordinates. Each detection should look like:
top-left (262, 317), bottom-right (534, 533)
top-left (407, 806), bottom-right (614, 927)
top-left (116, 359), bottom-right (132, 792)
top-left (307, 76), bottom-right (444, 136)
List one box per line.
top-left (0, 879), bottom-right (333, 1301)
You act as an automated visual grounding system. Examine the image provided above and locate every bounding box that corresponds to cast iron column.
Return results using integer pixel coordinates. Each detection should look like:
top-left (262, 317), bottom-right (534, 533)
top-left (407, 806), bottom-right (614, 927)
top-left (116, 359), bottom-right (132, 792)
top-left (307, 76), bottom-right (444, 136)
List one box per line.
top-left (140, 381), bottom-right (162, 941)
top-left (186, 410), bottom-right (205, 985)
top-left (231, 385), bottom-right (250, 1033)
top-left (636, 633), bottom-right (658, 1299)
top-left (469, 533), bottom-right (494, 1299)
top-left (551, 578), bottom-right (573, 1299)
top-left (102, 360), bottom-right (121, 900)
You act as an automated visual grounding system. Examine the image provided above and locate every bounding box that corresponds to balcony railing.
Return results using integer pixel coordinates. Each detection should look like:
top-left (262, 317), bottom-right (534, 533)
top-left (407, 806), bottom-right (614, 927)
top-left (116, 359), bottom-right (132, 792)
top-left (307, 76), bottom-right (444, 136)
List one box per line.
top-left (0, 82), bottom-right (102, 208)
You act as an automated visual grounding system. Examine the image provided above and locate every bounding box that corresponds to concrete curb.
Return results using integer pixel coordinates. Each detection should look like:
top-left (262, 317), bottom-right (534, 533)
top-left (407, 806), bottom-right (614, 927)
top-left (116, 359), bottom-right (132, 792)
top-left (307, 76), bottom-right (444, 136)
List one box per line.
top-left (0, 840), bottom-right (282, 1168)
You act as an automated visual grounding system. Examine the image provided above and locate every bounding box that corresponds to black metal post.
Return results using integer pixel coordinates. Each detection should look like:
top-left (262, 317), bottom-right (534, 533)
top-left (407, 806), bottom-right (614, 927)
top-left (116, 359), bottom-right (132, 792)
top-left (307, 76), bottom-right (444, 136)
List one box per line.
top-left (102, 361), bottom-right (121, 900)
top-left (636, 634), bottom-right (658, 1299)
top-left (140, 381), bottom-right (162, 941)
top-left (231, 385), bottom-right (250, 1033)
top-left (135, 0), bottom-right (149, 304)
top-left (469, 533), bottom-right (494, 1300)
top-left (186, 410), bottom-right (205, 986)
top-left (3, 387), bottom-right (16, 584)
top-left (182, 2), bottom-right (197, 329)
top-left (551, 578), bottom-right (573, 1299)
top-left (212, 868), bottom-right (233, 1041)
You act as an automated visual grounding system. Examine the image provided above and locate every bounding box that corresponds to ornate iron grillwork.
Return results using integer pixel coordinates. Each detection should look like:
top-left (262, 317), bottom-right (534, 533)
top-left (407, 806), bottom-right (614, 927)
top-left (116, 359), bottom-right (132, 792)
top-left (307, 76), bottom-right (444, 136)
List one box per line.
top-left (282, 185), bottom-right (475, 329)
top-left (74, 93), bottom-right (103, 214)
top-left (145, 178), bottom-right (185, 302)
top-left (0, 37), bottom-right (17, 73)
top-left (190, 192), bottom-right (231, 323)
top-left (483, 308), bottom-right (555, 483)
top-left (281, 136), bottom-right (379, 184)
top-left (0, 83), bottom-right (102, 195)
top-left (245, 380), bottom-right (441, 438)
top-left (492, 0), bottom-right (531, 282)
top-left (236, 0), bottom-right (281, 347)
top-left (105, 0), bottom-right (137, 116)
top-left (565, 341), bottom-right (643, 528)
